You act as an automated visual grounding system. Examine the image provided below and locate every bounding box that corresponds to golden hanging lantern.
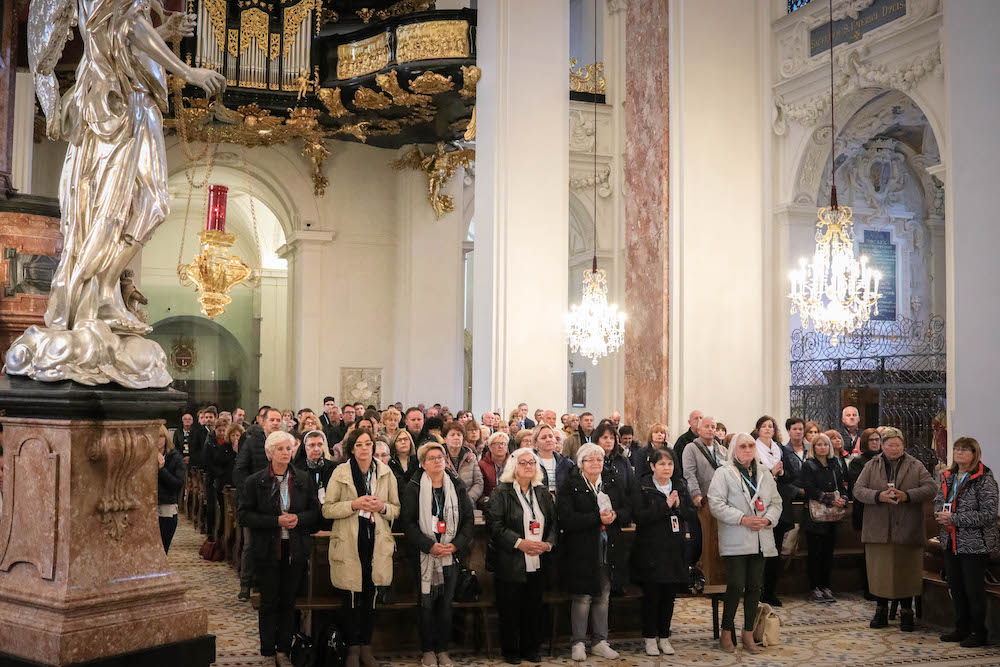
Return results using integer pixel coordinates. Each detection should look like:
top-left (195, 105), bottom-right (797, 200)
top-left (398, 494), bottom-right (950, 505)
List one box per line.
top-left (178, 185), bottom-right (257, 318)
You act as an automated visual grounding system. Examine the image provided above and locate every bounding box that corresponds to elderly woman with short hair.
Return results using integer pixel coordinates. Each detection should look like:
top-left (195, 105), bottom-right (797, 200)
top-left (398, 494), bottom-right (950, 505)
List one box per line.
top-left (239, 431), bottom-right (320, 665)
top-left (444, 420), bottom-right (484, 505)
top-left (399, 441), bottom-right (475, 667)
top-left (708, 432), bottom-right (782, 654)
top-left (479, 431), bottom-right (510, 503)
top-left (853, 426), bottom-right (936, 632)
top-left (488, 447), bottom-right (557, 664)
top-left (557, 443), bottom-right (631, 662)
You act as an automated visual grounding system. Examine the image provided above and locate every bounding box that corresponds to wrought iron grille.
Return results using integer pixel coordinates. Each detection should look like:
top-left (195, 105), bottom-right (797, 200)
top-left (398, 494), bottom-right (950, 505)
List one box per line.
top-left (788, 0), bottom-right (817, 12)
top-left (790, 316), bottom-right (946, 456)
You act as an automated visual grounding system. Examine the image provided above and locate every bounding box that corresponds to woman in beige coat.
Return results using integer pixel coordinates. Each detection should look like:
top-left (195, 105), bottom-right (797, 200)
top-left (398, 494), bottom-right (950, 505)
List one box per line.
top-left (853, 427), bottom-right (936, 632)
top-left (322, 429), bottom-right (401, 667)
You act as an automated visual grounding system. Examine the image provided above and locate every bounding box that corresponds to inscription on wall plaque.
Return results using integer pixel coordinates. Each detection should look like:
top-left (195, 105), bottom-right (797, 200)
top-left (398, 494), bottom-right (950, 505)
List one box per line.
top-left (810, 0), bottom-right (907, 56)
top-left (859, 230), bottom-right (897, 321)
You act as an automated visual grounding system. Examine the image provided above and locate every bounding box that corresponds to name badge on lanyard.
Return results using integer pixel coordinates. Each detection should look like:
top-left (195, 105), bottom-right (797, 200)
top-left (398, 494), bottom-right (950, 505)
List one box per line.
top-left (434, 518), bottom-right (447, 534)
top-left (754, 497), bottom-right (765, 512)
top-left (529, 521), bottom-right (541, 536)
top-left (670, 515), bottom-right (680, 533)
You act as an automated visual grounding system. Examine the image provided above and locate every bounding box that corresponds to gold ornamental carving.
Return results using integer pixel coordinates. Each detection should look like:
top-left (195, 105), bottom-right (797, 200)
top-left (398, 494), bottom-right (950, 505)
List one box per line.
top-left (87, 427), bottom-right (153, 541)
top-left (270, 32), bottom-right (280, 60)
top-left (240, 8), bottom-right (270, 54)
top-left (227, 29), bottom-right (239, 58)
top-left (318, 87), bottom-right (350, 117)
top-left (375, 70), bottom-right (430, 107)
top-left (389, 142), bottom-right (475, 219)
top-left (570, 59), bottom-right (606, 94)
top-left (337, 32), bottom-right (391, 80)
top-left (409, 71), bottom-right (454, 95)
top-left (396, 20), bottom-right (470, 64)
top-left (460, 65), bottom-right (480, 99)
top-left (169, 336), bottom-right (197, 372)
top-left (353, 86), bottom-right (391, 110)
top-left (205, 0), bottom-right (228, 53)
top-left (283, 0), bottom-right (317, 58)
top-left (357, 0), bottom-right (431, 23)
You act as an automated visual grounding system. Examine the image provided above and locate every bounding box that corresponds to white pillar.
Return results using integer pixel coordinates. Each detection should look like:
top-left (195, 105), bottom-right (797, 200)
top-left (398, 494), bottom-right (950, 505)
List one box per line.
top-left (393, 163), bottom-right (465, 409)
top-left (11, 72), bottom-right (34, 193)
top-left (278, 230), bottom-right (333, 410)
top-left (472, 1), bottom-right (570, 415)
top-left (941, 1), bottom-right (1000, 469)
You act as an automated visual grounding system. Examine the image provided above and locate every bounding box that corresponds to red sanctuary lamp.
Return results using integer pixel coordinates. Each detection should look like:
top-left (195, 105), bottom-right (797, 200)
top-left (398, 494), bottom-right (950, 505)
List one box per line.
top-left (177, 184), bottom-right (256, 319)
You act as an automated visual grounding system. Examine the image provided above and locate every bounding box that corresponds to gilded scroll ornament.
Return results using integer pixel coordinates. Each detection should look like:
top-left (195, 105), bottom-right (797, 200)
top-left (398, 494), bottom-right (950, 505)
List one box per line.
top-left (409, 71), bottom-right (454, 95)
top-left (227, 29), bottom-right (239, 57)
top-left (356, 0), bottom-right (431, 23)
top-left (270, 32), bottom-right (280, 60)
top-left (353, 86), bottom-right (391, 110)
top-left (376, 70), bottom-right (430, 106)
top-left (460, 65), bottom-right (480, 99)
top-left (240, 8), bottom-right (269, 54)
top-left (396, 20), bottom-right (469, 63)
top-left (282, 0), bottom-right (316, 58)
top-left (337, 32), bottom-right (391, 80)
top-left (569, 58), bottom-right (606, 94)
top-left (205, 0), bottom-right (228, 54)
top-left (317, 87), bottom-right (350, 117)
top-left (389, 142), bottom-right (475, 219)
top-left (334, 121), bottom-right (371, 142)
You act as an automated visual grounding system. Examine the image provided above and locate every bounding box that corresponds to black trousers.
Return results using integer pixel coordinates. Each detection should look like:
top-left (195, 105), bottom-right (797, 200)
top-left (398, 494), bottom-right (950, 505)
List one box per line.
top-left (342, 520), bottom-right (377, 646)
top-left (158, 515), bottom-right (178, 554)
top-left (418, 564), bottom-right (458, 653)
top-left (255, 541), bottom-right (306, 656)
top-left (495, 571), bottom-right (545, 660)
top-left (687, 516), bottom-right (703, 566)
top-left (204, 473), bottom-right (216, 536)
top-left (641, 582), bottom-right (677, 639)
top-left (763, 523), bottom-right (790, 598)
top-left (805, 530), bottom-right (836, 589)
top-left (944, 550), bottom-right (989, 636)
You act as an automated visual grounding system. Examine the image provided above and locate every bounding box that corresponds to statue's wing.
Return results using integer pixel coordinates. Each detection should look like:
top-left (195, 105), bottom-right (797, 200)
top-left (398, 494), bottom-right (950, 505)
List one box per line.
top-left (27, 0), bottom-right (78, 139)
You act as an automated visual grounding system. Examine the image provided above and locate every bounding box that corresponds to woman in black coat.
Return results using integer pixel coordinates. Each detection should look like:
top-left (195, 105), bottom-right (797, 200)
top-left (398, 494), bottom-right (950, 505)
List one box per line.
top-left (487, 447), bottom-right (557, 664)
top-left (557, 443), bottom-right (632, 662)
top-left (800, 433), bottom-right (848, 604)
top-left (849, 428), bottom-right (881, 599)
top-left (631, 449), bottom-right (696, 657)
top-left (238, 431), bottom-right (320, 664)
top-left (156, 425), bottom-right (185, 554)
top-left (398, 441), bottom-right (475, 667)
top-left (293, 430), bottom-right (337, 531)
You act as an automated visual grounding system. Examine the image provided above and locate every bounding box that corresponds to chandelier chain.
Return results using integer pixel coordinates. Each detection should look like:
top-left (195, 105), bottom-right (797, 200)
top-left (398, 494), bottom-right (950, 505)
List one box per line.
top-left (241, 147), bottom-right (265, 284)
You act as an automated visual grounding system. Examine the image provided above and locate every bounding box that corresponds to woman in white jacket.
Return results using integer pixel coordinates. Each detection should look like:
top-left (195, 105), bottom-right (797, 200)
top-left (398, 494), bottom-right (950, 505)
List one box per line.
top-left (708, 432), bottom-right (783, 654)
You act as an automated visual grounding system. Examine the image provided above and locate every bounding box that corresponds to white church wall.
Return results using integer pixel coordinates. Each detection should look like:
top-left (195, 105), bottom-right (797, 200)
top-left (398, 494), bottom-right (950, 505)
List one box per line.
top-left (669, 0), bottom-right (768, 436)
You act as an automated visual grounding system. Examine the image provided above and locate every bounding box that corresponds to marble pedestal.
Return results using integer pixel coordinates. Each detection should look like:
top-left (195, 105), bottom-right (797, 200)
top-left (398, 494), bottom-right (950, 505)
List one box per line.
top-left (0, 377), bottom-right (214, 666)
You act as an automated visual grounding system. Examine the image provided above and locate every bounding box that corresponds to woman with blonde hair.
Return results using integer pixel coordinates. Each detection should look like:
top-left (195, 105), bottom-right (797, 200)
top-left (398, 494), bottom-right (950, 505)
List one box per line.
top-left (853, 427), bottom-right (936, 632)
top-left (630, 423), bottom-right (669, 474)
top-left (381, 408), bottom-right (401, 440)
top-left (800, 433), bottom-right (847, 603)
top-left (708, 432), bottom-right (782, 653)
top-left (488, 447), bottom-right (557, 663)
top-left (389, 429), bottom-right (420, 488)
top-left (535, 424), bottom-right (574, 494)
top-left (156, 424), bottom-right (185, 553)
top-left (464, 418), bottom-right (485, 456)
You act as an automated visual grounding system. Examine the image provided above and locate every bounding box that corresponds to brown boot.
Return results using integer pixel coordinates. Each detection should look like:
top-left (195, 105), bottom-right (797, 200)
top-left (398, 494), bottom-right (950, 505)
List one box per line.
top-left (742, 630), bottom-right (759, 654)
top-left (346, 646), bottom-right (360, 667)
top-left (359, 644), bottom-right (378, 667)
top-left (720, 630), bottom-right (736, 653)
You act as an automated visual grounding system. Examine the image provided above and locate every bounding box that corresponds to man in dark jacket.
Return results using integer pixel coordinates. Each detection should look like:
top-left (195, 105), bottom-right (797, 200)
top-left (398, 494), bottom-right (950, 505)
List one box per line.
top-left (672, 410), bottom-right (703, 463)
top-left (233, 407), bottom-right (283, 600)
top-left (173, 413), bottom-right (194, 460)
top-left (189, 406), bottom-right (217, 470)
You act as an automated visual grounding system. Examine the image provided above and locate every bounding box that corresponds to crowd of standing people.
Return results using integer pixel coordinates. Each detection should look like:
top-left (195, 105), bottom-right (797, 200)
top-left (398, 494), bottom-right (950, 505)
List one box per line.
top-left (156, 399), bottom-right (997, 666)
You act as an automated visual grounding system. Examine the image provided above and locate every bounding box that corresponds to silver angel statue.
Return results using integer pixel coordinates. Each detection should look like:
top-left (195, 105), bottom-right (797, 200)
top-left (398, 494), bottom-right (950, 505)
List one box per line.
top-left (4, 0), bottom-right (224, 387)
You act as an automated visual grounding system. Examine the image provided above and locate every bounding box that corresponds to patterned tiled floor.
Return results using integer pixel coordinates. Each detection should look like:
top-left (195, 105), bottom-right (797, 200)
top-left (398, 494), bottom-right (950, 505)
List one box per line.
top-left (168, 517), bottom-right (1000, 666)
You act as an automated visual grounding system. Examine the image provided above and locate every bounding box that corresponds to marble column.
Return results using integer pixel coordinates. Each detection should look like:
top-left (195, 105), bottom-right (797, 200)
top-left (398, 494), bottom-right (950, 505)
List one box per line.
top-left (278, 229), bottom-right (333, 409)
top-left (472, 1), bottom-right (569, 415)
top-left (0, 0), bottom-right (17, 197)
top-left (941, 0), bottom-right (1000, 470)
top-left (623, 0), bottom-right (669, 437)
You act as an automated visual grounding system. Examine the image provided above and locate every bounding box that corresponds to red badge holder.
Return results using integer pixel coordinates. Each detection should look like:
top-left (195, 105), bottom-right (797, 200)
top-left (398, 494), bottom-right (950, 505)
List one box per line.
top-left (529, 521), bottom-right (541, 536)
top-left (754, 497), bottom-right (765, 512)
top-left (436, 520), bottom-right (447, 534)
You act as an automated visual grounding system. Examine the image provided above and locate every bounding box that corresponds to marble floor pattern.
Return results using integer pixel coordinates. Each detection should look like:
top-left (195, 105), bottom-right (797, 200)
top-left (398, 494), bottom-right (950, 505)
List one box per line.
top-left (168, 517), bottom-right (1000, 666)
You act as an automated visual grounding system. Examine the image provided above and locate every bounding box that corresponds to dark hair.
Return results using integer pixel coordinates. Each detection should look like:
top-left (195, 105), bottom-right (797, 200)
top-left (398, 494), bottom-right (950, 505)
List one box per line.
top-left (257, 405), bottom-right (272, 417)
top-left (323, 396), bottom-right (336, 404)
top-left (425, 416), bottom-right (444, 433)
top-left (592, 422), bottom-right (619, 449)
top-left (785, 417), bottom-right (805, 431)
top-left (647, 447), bottom-right (675, 468)
top-left (755, 415), bottom-right (777, 432)
top-left (619, 425), bottom-right (634, 437)
top-left (581, 412), bottom-right (594, 419)
top-left (203, 405), bottom-right (218, 416)
top-left (715, 422), bottom-right (727, 434)
top-left (342, 427), bottom-right (373, 459)
top-left (405, 407), bottom-right (422, 418)
top-left (297, 408), bottom-right (313, 417)
top-left (363, 409), bottom-right (380, 423)
top-left (860, 427), bottom-right (881, 454)
top-left (354, 416), bottom-right (375, 430)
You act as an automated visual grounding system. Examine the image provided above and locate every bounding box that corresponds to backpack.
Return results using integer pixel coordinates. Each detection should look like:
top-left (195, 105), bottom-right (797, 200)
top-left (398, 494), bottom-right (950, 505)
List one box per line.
top-left (752, 602), bottom-right (781, 646)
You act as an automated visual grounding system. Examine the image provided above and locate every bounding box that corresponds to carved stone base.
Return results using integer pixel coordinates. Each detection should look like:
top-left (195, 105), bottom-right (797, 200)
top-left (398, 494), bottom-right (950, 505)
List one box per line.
top-left (0, 413), bottom-right (212, 665)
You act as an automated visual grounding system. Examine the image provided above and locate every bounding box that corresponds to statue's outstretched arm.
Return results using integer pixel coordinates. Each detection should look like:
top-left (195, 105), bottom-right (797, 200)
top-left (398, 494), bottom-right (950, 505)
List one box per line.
top-left (131, 16), bottom-right (225, 97)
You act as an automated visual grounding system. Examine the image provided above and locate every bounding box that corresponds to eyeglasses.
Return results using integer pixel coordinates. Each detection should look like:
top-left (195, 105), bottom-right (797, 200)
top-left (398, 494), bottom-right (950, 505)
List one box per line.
top-left (424, 455), bottom-right (445, 463)
top-left (517, 460), bottom-right (537, 467)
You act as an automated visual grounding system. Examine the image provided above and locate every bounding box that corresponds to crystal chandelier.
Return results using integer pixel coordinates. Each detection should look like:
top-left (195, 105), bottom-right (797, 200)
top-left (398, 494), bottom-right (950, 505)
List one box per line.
top-left (788, 0), bottom-right (881, 346)
top-left (566, 0), bottom-right (626, 364)
top-left (178, 184), bottom-right (257, 319)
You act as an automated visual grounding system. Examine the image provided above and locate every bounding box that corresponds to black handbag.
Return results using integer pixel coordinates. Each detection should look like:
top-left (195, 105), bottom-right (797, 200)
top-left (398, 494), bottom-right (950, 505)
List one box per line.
top-left (290, 632), bottom-right (316, 667)
top-left (453, 558), bottom-right (481, 603)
